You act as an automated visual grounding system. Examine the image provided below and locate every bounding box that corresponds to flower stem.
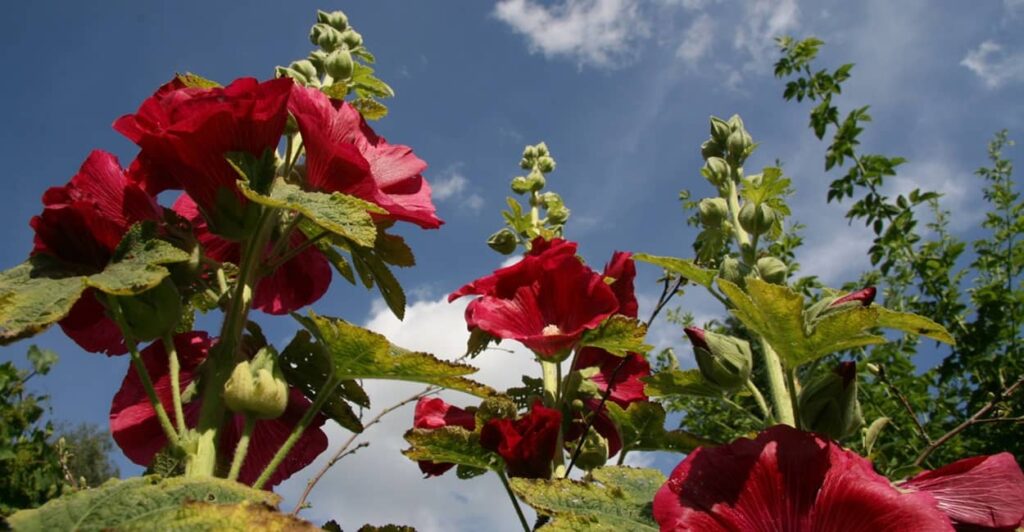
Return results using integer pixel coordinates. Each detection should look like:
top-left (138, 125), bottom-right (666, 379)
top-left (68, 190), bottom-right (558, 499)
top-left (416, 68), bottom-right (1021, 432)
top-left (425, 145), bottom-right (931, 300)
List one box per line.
top-left (253, 376), bottom-right (339, 490)
top-left (190, 207), bottom-right (276, 478)
top-left (760, 338), bottom-right (795, 426)
top-left (498, 470), bottom-right (531, 532)
top-left (163, 334), bottom-right (187, 435)
top-left (228, 416), bottom-right (256, 481)
top-left (540, 359), bottom-right (565, 473)
top-left (106, 297), bottom-right (179, 445)
top-left (744, 380), bottom-right (772, 422)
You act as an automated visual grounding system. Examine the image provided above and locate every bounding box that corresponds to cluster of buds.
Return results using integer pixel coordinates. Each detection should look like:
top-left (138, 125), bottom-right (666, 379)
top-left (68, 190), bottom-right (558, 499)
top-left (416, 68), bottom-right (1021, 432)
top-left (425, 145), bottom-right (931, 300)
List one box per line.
top-left (488, 142), bottom-right (569, 255)
top-left (701, 115), bottom-right (754, 185)
top-left (685, 327), bottom-right (752, 392)
top-left (276, 10), bottom-right (366, 87)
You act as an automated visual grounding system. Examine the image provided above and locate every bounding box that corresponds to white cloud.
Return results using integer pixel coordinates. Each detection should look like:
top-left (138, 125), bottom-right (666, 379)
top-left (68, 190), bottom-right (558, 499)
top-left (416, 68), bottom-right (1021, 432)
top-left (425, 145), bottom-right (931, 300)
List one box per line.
top-left (432, 172), bottom-right (468, 200)
top-left (465, 193), bottom-right (486, 213)
top-left (277, 295), bottom-right (541, 531)
top-left (961, 40), bottom-right (1024, 89)
top-left (676, 13), bottom-right (715, 66)
top-left (730, 0), bottom-right (799, 79)
top-left (493, 0), bottom-right (648, 68)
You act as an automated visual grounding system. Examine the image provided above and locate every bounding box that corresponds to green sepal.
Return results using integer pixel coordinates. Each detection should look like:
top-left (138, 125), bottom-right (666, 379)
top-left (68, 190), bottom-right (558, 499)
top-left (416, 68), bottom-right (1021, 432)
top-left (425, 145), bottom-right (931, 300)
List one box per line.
top-left (579, 316), bottom-right (653, 357)
top-left (226, 150), bottom-right (278, 196)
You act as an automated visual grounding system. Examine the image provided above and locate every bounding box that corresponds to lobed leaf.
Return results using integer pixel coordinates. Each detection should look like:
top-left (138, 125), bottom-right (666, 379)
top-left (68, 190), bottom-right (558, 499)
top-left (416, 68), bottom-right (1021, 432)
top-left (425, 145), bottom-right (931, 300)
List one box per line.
top-left (402, 426), bottom-right (498, 471)
top-left (633, 253), bottom-right (716, 288)
top-left (580, 316), bottom-right (652, 357)
top-left (605, 402), bottom-right (714, 454)
top-left (874, 307), bottom-right (955, 345)
top-left (641, 368), bottom-right (722, 398)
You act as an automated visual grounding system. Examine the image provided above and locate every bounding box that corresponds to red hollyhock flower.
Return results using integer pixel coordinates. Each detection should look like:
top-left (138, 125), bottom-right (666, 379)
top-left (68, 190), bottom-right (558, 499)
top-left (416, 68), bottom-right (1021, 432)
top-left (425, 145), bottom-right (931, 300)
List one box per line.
top-left (831, 286), bottom-right (877, 307)
top-left (109, 332), bottom-right (327, 488)
top-left (287, 85), bottom-right (442, 229)
top-left (602, 251), bottom-right (638, 319)
top-left (114, 77), bottom-right (292, 217)
top-left (413, 397), bottom-right (476, 477)
top-left (654, 425), bottom-right (954, 531)
top-left (172, 195), bottom-right (331, 314)
top-left (899, 453), bottom-right (1024, 530)
top-left (30, 150), bottom-right (164, 355)
top-left (481, 401), bottom-right (562, 479)
top-left (451, 239), bottom-right (618, 358)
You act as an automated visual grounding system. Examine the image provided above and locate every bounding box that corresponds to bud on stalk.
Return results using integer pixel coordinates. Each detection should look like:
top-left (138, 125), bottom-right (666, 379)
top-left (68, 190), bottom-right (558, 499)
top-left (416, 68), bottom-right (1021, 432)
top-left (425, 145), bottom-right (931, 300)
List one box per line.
top-left (487, 228), bottom-right (518, 255)
top-left (685, 327), bottom-right (752, 392)
top-left (738, 202), bottom-right (775, 236)
top-left (224, 348), bottom-right (289, 420)
top-left (698, 198), bottom-right (729, 227)
top-left (798, 361), bottom-right (863, 440)
top-left (756, 256), bottom-right (788, 285)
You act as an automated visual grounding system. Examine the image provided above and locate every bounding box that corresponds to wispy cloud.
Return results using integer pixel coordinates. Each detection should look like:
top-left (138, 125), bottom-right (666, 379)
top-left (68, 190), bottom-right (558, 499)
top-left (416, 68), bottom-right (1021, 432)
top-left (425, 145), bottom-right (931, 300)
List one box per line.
top-left (493, 0), bottom-right (648, 68)
top-left (961, 40), bottom-right (1024, 89)
top-left (676, 13), bottom-right (715, 66)
top-left (431, 165), bottom-right (485, 214)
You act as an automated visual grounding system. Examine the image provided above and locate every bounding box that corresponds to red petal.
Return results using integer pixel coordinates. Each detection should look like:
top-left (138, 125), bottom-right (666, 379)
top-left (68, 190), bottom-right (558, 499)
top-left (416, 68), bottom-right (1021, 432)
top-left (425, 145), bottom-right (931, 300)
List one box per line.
top-left (603, 251), bottom-right (638, 318)
top-left (412, 398), bottom-right (476, 477)
top-left (448, 238), bottom-right (577, 302)
top-left (574, 348), bottom-right (650, 406)
top-left (900, 453), bottom-right (1024, 529)
top-left (58, 291), bottom-right (128, 356)
top-left (481, 402), bottom-right (561, 479)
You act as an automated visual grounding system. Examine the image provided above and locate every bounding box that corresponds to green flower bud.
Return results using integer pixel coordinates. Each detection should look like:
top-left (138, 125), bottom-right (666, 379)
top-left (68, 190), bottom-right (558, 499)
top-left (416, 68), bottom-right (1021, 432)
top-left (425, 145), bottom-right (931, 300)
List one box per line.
top-left (756, 256), bottom-right (788, 285)
top-left (701, 140), bottom-right (723, 160)
top-left (114, 279), bottom-right (182, 342)
top-left (324, 48), bottom-right (354, 81)
top-left (698, 198), bottom-right (729, 227)
top-left (727, 129), bottom-right (753, 162)
top-left (727, 114), bottom-right (745, 132)
top-left (309, 23), bottom-right (344, 52)
top-left (738, 202), bottom-right (775, 236)
top-left (703, 157), bottom-right (730, 186)
top-left (523, 145), bottom-right (538, 159)
top-left (574, 429), bottom-right (610, 471)
top-left (718, 256), bottom-right (749, 287)
top-left (710, 116), bottom-right (731, 143)
top-left (487, 228), bottom-right (518, 255)
top-left (510, 176), bottom-right (531, 194)
top-left (526, 169), bottom-right (546, 191)
top-left (519, 158), bottom-right (532, 170)
top-left (534, 142), bottom-right (549, 156)
top-left (799, 362), bottom-right (863, 440)
top-left (685, 327), bottom-right (752, 391)
top-left (570, 399), bottom-right (586, 412)
top-left (340, 29), bottom-right (363, 49)
top-left (547, 205), bottom-right (570, 225)
top-left (308, 50), bottom-right (328, 72)
top-left (224, 348), bottom-right (288, 420)
top-left (316, 10), bottom-right (349, 31)
top-left (291, 60), bottom-right (319, 82)
top-left (536, 156), bottom-right (556, 173)
top-left (541, 192), bottom-right (563, 209)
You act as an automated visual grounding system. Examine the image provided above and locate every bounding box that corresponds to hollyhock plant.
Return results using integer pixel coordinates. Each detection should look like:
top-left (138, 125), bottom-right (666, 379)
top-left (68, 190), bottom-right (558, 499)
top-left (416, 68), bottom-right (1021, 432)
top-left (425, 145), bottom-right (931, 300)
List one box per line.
top-left (412, 397), bottom-right (477, 477)
top-left (831, 286), bottom-right (877, 307)
top-left (114, 76), bottom-right (292, 225)
top-left (451, 238), bottom-right (618, 358)
top-left (653, 425), bottom-right (955, 531)
top-left (899, 453), bottom-right (1024, 530)
top-left (109, 332), bottom-right (328, 488)
top-left (30, 150), bottom-right (164, 355)
top-left (480, 401), bottom-right (562, 479)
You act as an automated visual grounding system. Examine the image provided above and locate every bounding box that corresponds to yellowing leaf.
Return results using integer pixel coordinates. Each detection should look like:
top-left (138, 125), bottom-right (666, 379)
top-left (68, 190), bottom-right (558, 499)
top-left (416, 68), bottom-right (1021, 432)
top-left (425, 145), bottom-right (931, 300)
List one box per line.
top-left (580, 316), bottom-right (653, 357)
top-left (633, 253), bottom-right (716, 288)
top-left (402, 426), bottom-right (499, 471)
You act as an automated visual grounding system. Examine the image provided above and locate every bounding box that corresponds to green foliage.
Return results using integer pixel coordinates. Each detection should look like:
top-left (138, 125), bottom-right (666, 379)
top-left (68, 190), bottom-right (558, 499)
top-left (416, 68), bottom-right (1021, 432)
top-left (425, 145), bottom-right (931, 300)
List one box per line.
top-left (632, 254), bottom-right (716, 288)
top-left (604, 402), bottom-right (713, 454)
top-left (642, 368), bottom-right (725, 399)
top-left (5, 476), bottom-right (286, 531)
top-left (579, 316), bottom-right (653, 357)
top-left (402, 427), bottom-right (499, 471)
top-left (55, 423), bottom-right (119, 489)
top-left (510, 466), bottom-right (663, 531)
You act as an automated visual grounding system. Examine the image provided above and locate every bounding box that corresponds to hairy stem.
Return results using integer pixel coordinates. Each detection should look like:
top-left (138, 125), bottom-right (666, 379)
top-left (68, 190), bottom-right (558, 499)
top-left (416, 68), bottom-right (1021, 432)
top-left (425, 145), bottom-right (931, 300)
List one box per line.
top-left (163, 334), bottom-right (187, 435)
top-left (498, 470), bottom-right (531, 532)
top-left (227, 416), bottom-right (256, 481)
top-left (760, 338), bottom-right (795, 426)
top-left (744, 380), bottom-right (771, 422)
top-left (540, 359), bottom-right (564, 473)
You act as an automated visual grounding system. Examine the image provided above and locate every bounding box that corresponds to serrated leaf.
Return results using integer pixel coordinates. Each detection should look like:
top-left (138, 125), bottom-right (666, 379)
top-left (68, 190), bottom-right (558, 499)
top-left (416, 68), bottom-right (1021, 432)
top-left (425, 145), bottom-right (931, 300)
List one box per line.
top-left (605, 402), bottom-right (714, 454)
top-left (402, 427), bottom-right (499, 471)
top-left (350, 247), bottom-right (406, 320)
top-left (322, 82), bottom-right (350, 100)
top-left (351, 64), bottom-right (394, 99)
top-left (580, 316), bottom-right (652, 357)
top-left (874, 307), bottom-right (955, 345)
top-left (375, 232), bottom-right (415, 268)
top-left (146, 501), bottom-right (317, 531)
top-left (353, 98), bottom-right (388, 121)
top-left (85, 228), bottom-right (191, 295)
top-left (7, 476), bottom-right (279, 531)
top-left (511, 466), bottom-right (663, 531)
top-left (176, 72), bottom-right (221, 89)
top-left (466, 328), bottom-right (497, 358)
top-left (238, 180), bottom-right (383, 248)
top-left (296, 312), bottom-right (494, 397)
top-left (280, 331), bottom-right (365, 433)
top-left (633, 253), bottom-right (716, 288)
top-left (641, 369), bottom-right (723, 398)
top-left (358, 524), bottom-right (415, 532)
top-left (718, 278), bottom-right (888, 367)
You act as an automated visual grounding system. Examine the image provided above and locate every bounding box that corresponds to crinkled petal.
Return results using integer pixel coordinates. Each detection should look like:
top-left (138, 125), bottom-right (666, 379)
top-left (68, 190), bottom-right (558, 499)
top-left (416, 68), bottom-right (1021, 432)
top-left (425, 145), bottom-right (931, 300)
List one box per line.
top-left (481, 402), bottom-right (561, 479)
top-left (900, 453), bottom-right (1024, 530)
top-left (603, 251), bottom-right (638, 318)
top-left (58, 290), bottom-right (128, 356)
top-left (413, 397), bottom-right (476, 477)
top-left (574, 348), bottom-right (650, 406)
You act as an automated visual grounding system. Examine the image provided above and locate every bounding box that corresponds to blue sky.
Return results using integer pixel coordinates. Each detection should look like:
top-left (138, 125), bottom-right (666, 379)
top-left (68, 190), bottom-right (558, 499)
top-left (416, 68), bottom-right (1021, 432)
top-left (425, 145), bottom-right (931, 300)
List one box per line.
top-left (1, 0), bottom-right (1021, 530)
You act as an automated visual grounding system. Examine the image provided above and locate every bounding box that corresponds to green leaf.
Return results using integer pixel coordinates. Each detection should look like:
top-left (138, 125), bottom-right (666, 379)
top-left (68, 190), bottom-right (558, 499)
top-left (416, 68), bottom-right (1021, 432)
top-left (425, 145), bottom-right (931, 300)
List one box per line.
top-left (154, 500), bottom-right (316, 530)
top-left (375, 232), bottom-right (415, 268)
top-left (402, 427), bottom-right (499, 471)
top-left (605, 402), bottom-right (714, 453)
top-left (510, 466), bottom-right (663, 531)
top-left (466, 328), bottom-right (497, 358)
top-left (26, 345), bottom-right (58, 375)
top-left (7, 476), bottom-right (279, 531)
top-left (718, 278), bottom-right (887, 367)
top-left (351, 64), bottom-right (395, 98)
top-left (322, 82), bottom-right (350, 100)
top-left (85, 225), bottom-right (191, 295)
top-left (238, 180), bottom-right (383, 248)
top-left (641, 369), bottom-right (723, 398)
top-left (294, 312), bottom-right (494, 397)
top-left (580, 316), bottom-right (653, 357)
top-left (874, 307), bottom-right (955, 345)
top-left (633, 253), bottom-right (716, 288)
top-left (350, 247), bottom-right (406, 320)
top-left (280, 331), bottom-right (365, 433)
top-left (176, 72), bottom-right (221, 89)
top-left (353, 98), bottom-right (389, 121)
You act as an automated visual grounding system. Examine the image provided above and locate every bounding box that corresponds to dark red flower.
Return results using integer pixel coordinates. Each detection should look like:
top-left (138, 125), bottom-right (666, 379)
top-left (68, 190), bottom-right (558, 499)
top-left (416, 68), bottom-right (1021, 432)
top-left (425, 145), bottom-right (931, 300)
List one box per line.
top-left (654, 425), bottom-right (953, 531)
top-left (481, 401), bottom-right (562, 479)
top-left (29, 150), bottom-right (163, 355)
top-left (565, 398), bottom-right (623, 459)
top-left (114, 77), bottom-right (292, 217)
top-left (831, 286), bottom-right (877, 307)
top-left (451, 239), bottom-right (618, 358)
top-left (899, 453), bottom-right (1024, 531)
top-left (574, 348), bottom-right (651, 408)
top-left (412, 397), bottom-right (476, 477)
top-left (172, 194), bottom-right (331, 314)
top-left (109, 332), bottom-right (327, 489)
top-left (288, 85), bottom-right (442, 229)
top-left (602, 251), bottom-right (638, 319)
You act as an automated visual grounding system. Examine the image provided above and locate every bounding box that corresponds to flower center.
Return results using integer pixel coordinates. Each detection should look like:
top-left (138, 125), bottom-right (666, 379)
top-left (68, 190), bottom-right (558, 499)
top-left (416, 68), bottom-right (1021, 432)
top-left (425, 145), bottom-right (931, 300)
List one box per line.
top-left (541, 324), bottom-right (563, 336)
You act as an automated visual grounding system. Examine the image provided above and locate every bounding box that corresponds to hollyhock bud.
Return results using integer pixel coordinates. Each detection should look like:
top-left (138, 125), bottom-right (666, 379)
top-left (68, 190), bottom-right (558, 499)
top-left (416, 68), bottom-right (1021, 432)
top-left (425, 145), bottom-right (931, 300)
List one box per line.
top-left (541, 192), bottom-right (563, 209)
top-left (310, 23), bottom-right (344, 52)
top-left (113, 279), bottom-right (182, 342)
top-left (340, 29), bottom-right (363, 49)
top-left (703, 157), bottom-right (730, 186)
top-left (685, 327), bottom-right (752, 392)
top-left (510, 176), bottom-right (531, 194)
top-left (701, 140), bottom-right (723, 160)
top-left (698, 198), bottom-right (729, 227)
top-left (224, 348), bottom-right (289, 420)
top-left (574, 429), bottom-right (610, 471)
top-left (547, 205), bottom-right (570, 225)
top-left (523, 145), bottom-right (539, 159)
top-left (710, 116), bottom-right (731, 143)
top-left (738, 202), bottom-right (775, 235)
top-left (536, 156), bottom-right (556, 173)
top-left (316, 10), bottom-right (349, 31)
top-left (798, 361), bottom-right (863, 440)
top-left (756, 256), bottom-right (788, 285)
top-left (727, 114), bottom-right (745, 132)
top-left (324, 48), bottom-right (354, 81)
top-left (487, 228), bottom-right (518, 255)
top-left (830, 286), bottom-right (877, 308)
top-left (718, 256), bottom-right (749, 287)
top-left (526, 169), bottom-right (546, 191)
top-left (727, 130), bottom-right (754, 163)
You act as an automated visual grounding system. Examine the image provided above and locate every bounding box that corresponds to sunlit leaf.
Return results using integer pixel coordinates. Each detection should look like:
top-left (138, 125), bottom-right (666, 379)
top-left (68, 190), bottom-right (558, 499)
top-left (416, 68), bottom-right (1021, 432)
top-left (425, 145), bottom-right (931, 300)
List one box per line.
top-left (402, 427), bottom-right (498, 471)
top-left (580, 316), bottom-right (652, 357)
top-left (633, 253), bottom-right (716, 288)
top-left (605, 402), bottom-right (714, 453)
